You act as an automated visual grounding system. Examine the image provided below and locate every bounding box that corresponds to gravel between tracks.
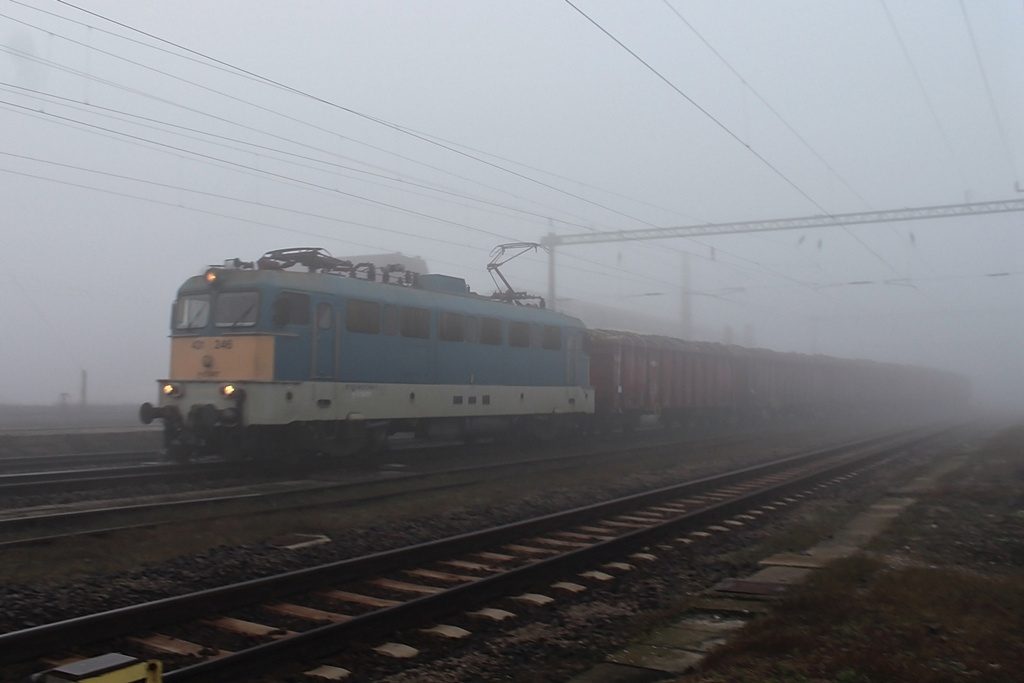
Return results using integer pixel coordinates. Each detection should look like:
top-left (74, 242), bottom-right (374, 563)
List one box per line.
top-left (361, 440), bottom-right (946, 682)
top-left (0, 459), bottom-right (749, 633)
top-left (0, 424), bottom-right (996, 682)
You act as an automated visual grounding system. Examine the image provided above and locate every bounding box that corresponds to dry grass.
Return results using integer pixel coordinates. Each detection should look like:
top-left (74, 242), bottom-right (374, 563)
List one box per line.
top-left (690, 423), bottom-right (1024, 683)
top-left (694, 554), bottom-right (1024, 682)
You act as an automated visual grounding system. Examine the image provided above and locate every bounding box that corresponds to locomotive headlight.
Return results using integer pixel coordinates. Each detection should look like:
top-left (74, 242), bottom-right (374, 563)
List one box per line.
top-left (161, 383), bottom-right (183, 398)
top-left (205, 268), bottom-right (222, 286)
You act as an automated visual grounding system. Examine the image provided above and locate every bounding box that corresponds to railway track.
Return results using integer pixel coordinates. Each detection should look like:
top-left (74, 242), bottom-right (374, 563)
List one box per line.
top-left (0, 433), bottom-right (752, 548)
top-left (0, 449), bottom-right (164, 474)
top-left (0, 461), bottom-right (232, 497)
top-left (0, 427), bottom-right (653, 497)
top-left (0, 428), bottom-right (939, 682)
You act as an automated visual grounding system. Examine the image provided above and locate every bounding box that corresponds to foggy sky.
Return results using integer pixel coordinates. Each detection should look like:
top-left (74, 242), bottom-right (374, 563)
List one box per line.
top-left (1, 1), bottom-right (1022, 411)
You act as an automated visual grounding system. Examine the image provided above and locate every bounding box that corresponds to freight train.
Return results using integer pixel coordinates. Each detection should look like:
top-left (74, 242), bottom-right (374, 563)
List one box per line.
top-left (139, 248), bottom-right (968, 461)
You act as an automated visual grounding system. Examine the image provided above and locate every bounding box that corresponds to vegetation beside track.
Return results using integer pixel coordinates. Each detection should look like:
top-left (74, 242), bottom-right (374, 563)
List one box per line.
top-left (689, 423), bottom-right (1024, 683)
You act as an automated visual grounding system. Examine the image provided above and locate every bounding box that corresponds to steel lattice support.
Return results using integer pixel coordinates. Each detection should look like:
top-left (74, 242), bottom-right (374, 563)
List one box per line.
top-left (541, 198), bottom-right (1024, 310)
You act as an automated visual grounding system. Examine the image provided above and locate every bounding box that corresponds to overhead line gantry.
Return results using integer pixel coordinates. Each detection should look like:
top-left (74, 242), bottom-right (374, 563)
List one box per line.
top-left (540, 197), bottom-right (1024, 312)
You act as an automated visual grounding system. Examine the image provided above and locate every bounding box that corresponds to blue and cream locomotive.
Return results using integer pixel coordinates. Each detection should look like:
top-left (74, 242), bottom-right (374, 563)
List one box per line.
top-left (140, 248), bottom-right (593, 460)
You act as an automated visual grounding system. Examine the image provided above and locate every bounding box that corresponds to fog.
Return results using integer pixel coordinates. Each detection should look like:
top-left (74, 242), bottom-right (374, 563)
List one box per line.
top-left (1, 1), bottom-right (1021, 412)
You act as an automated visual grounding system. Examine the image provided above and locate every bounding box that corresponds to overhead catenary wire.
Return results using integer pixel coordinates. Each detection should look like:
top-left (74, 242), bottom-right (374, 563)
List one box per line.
top-left (12, 0), bottom-right (694, 287)
top-left (0, 8), bottom-right (617, 234)
top-left (0, 3), bottom-right (1017, 406)
top-left (879, 0), bottom-right (972, 198)
top-left (660, 0), bottom-right (875, 211)
top-left (0, 80), bottom-right (614, 238)
top-left (4, 2), bottom-right (1003, 327)
top-left (2, 4), bottom-right (714, 297)
top-left (49, 0), bottom-right (658, 232)
top-left (0, 96), bottom-right (698, 297)
top-left (957, 0), bottom-right (1020, 184)
top-left (35, 0), bottom-right (852, 302)
top-left (562, 0), bottom-right (906, 273)
top-left (0, 2), bottom-right (819, 309)
top-left (5, 6), bottom-right (698, 298)
top-left (560, 0), bottom-right (969, 317)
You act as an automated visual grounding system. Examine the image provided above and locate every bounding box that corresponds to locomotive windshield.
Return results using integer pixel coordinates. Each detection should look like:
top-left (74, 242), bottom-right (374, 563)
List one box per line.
top-left (214, 291), bottom-right (259, 328)
top-left (173, 294), bottom-right (210, 329)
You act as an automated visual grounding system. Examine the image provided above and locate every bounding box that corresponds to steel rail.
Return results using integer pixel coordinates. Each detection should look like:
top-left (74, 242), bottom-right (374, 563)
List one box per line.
top-left (0, 462), bottom-right (231, 496)
top-left (166, 430), bottom-right (938, 681)
top-left (178, 433), bottom-right (933, 681)
top-left (0, 429), bottom-right (929, 676)
top-left (0, 449), bottom-right (164, 472)
top-left (0, 432), bottom-right (742, 546)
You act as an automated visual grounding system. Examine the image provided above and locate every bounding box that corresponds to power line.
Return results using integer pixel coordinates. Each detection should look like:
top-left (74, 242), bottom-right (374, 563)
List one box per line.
top-left (0, 79), bottom-right (612, 236)
top-left (0, 95), bottom-right (523, 243)
top-left (1, 8), bottom-right (608, 234)
top-left (8, 0), bottom-right (677, 267)
top-left (7, 2), bottom-right (741, 296)
top-left (561, 0), bottom-right (905, 280)
top-left (563, 0), bottom-right (818, 210)
top-left (4, 3), bottom-right (808, 306)
top-left (51, 0), bottom-right (659, 230)
top-left (661, 0), bottom-right (873, 210)
top-left (554, 1), bottom-right (971, 317)
top-left (20, 0), bottom-right (738, 299)
top-left (957, 0), bottom-right (1020, 183)
top-left (879, 0), bottom-right (972, 195)
top-left (0, 95), bottom-right (700, 297)
top-left (40, 0), bottom-right (842, 298)
top-left (0, 146), bottom-right (501, 250)
top-left (9, 1), bottom-right (991, 321)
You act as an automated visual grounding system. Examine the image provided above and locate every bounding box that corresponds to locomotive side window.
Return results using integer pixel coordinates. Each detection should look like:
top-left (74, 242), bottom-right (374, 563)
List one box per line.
top-left (438, 311), bottom-right (465, 342)
top-left (346, 299), bottom-right (381, 334)
top-left (316, 302), bottom-right (333, 330)
top-left (382, 304), bottom-right (399, 336)
top-left (480, 317), bottom-right (503, 345)
top-left (542, 325), bottom-right (562, 350)
top-left (465, 315), bottom-right (480, 343)
top-left (174, 294), bottom-right (210, 329)
top-left (529, 324), bottom-right (543, 348)
top-left (401, 306), bottom-right (430, 338)
top-left (509, 321), bottom-right (530, 347)
top-left (272, 292), bottom-right (310, 328)
top-left (215, 291), bottom-right (260, 328)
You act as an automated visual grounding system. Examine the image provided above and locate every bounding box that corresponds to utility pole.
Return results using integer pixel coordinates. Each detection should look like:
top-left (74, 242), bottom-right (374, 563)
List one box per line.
top-left (680, 251), bottom-right (691, 339)
top-left (546, 232), bottom-right (556, 312)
